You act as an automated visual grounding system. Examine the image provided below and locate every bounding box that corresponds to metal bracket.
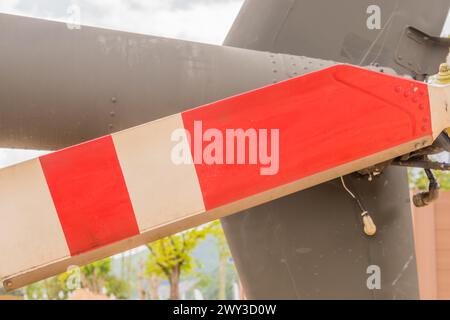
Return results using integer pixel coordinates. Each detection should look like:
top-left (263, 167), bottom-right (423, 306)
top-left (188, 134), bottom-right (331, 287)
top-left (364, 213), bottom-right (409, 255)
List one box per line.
top-left (395, 26), bottom-right (450, 77)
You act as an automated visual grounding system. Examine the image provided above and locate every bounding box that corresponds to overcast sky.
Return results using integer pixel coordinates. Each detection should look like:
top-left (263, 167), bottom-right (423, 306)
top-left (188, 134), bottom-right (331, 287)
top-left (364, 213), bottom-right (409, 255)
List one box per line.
top-left (0, 0), bottom-right (245, 168)
top-left (0, 1), bottom-right (449, 168)
top-left (0, 0), bottom-right (244, 44)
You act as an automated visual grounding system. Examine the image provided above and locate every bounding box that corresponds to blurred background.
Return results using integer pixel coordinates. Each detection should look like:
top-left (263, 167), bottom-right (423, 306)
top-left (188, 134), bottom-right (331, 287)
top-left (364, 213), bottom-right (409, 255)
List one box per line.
top-left (0, 0), bottom-right (246, 300)
top-left (0, 0), bottom-right (449, 300)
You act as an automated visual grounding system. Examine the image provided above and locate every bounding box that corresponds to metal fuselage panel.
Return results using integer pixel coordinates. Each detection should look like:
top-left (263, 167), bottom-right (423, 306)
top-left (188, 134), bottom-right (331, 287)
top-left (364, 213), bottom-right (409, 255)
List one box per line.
top-left (0, 13), bottom-right (333, 150)
top-left (222, 0), bottom-right (449, 299)
top-left (225, 0), bottom-right (450, 77)
top-left (0, 0), bottom-right (448, 299)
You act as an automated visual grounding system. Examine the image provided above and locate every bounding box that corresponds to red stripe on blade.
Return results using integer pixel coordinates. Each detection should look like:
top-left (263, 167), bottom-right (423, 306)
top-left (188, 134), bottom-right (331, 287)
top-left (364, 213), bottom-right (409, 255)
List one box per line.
top-left (182, 65), bottom-right (432, 210)
top-left (40, 136), bottom-right (139, 256)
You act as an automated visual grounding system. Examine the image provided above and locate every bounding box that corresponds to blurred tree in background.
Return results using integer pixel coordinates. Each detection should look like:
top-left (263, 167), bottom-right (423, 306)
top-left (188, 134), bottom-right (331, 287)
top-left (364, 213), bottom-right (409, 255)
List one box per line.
top-left (18, 221), bottom-right (238, 300)
top-left (25, 258), bottom-right (129, 300)
top-left (210, 221), bottom-right (233, 300)
top-left (408, 169), bottom-right (450, 190)
top-left (196, 221), bottom-right (238, 300)
top-left (145, 224), bottom-right (214, 300)
top-left (13, 169), bottom-right (448, 301)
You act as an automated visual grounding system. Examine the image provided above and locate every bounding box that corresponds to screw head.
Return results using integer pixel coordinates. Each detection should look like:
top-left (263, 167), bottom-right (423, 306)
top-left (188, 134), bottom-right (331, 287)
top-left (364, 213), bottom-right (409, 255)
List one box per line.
top-left (437, 63), bottom-right (450, 84)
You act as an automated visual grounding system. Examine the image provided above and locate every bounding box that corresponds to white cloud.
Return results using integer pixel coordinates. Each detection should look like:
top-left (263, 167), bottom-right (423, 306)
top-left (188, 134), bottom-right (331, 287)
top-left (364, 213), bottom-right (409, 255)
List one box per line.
top-left (0, 149), bottom-right (48, 169)
top-left (0, 0), bottom-right (244, 44)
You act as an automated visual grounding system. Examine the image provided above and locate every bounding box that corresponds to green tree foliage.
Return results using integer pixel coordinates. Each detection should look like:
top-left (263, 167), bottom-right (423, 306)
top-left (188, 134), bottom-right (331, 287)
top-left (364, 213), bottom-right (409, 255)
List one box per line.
top-left (25, 276), bottom-right (68, 300)
top-left (145, 224), bottom-right (213, 300)
top-left (104, 275), bottom-right (130, 299)
top-left (26, 258), bottom-right (129, 299)
top-left (210, 221), bottom-right (231, 299)
top-left (408, 169), bottom-right (450, 191)
top-left (79, 259), bottom-right (111, 294)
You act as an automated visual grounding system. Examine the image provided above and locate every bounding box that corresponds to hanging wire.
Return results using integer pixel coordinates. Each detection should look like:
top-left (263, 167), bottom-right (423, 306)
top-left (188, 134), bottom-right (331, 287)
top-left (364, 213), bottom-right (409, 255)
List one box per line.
top-left (340, 176), bottom-right (376, 236)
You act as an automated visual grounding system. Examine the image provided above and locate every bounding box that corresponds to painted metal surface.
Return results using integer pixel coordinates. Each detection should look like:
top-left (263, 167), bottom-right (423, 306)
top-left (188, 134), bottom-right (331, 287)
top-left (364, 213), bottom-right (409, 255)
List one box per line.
top-left (183, 65), bottom-right (433, 210)
top-left (222, 0), bottom-right (449, 299)
top-left (40, 136), bottom-right (140, 256)
top-left (225, 0), bottom-right (450, 79)
top-left (0, 13), bottom-right (331, 150)
top-left (2, 65), bottom-right (446, 290)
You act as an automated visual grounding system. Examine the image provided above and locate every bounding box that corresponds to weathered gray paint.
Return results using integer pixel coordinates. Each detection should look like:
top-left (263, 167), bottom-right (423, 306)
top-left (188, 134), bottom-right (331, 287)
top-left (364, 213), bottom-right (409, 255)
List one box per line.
top-left (223, 169), bottom-right (417, 299)
top-left (221, 0), bottom-right (449, 300)
top-left (225, 0), bottom-right (450, 78)
top-left (0, 0), bottom-right (448, 299)
top-left (0, 13), bottom-right (333, 150)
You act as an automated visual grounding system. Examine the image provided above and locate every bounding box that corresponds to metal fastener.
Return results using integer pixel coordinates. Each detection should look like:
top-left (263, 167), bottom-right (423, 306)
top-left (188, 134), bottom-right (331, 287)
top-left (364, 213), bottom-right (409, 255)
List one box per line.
top-left (4, 280), bottom-right (13, 289)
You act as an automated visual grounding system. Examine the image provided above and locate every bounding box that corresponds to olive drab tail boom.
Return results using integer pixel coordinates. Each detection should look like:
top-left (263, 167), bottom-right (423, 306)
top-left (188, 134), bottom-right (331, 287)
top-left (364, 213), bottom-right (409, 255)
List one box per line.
top-left (1, 64), bottom-right (449, 291)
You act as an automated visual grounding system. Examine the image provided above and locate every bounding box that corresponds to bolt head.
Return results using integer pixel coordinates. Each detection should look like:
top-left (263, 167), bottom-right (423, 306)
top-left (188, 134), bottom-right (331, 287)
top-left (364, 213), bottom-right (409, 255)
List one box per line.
top-left (4, 280), bottom-right (13, 289)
